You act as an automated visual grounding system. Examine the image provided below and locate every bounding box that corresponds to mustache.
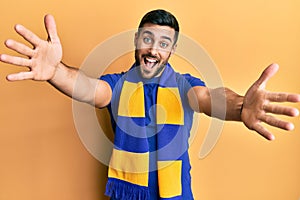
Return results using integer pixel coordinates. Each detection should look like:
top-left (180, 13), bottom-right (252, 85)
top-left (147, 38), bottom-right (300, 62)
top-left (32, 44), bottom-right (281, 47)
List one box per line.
top-left (142, 54), bottom-right (159, 60)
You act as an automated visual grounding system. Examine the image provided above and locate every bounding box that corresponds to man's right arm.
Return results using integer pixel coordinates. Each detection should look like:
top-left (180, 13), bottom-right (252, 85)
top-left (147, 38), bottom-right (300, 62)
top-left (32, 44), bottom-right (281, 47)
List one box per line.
top-left (49, 62), bottom-right (112, 108)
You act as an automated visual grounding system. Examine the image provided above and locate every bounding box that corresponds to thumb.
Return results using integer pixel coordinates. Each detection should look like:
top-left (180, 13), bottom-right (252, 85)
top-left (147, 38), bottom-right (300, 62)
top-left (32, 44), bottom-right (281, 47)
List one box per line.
top-left (44, 14), bottom-right (60, 44)
top-left (255, 63), bottom-right (279, 89)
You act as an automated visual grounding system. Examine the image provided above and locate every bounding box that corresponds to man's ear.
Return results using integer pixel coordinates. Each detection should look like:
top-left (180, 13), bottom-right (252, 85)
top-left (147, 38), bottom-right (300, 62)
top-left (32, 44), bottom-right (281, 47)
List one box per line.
top-left (171, 44), bottom-right (177, 55)
top-left (134, 32), bottom-right (138, 47)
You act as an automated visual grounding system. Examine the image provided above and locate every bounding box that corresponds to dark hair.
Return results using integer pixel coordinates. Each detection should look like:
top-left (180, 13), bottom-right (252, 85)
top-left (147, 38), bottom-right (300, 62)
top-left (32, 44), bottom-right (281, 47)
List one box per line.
top-left (138, 9), bottom-right (180, 44)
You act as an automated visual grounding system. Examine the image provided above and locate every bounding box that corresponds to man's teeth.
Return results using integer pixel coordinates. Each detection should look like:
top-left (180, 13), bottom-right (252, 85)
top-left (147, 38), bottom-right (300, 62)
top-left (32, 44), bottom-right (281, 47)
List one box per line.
top-left (144, 57), bottom-right (158, 69)
top-left (146, 58), bottom-right (157, 63)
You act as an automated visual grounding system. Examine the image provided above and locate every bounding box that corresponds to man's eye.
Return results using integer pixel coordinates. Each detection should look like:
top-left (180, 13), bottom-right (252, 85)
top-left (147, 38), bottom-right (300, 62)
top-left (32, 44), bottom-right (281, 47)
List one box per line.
top-left (143, 37), bottom-right (152, 44)
top-left (160, 42), bottom-right (169, 48)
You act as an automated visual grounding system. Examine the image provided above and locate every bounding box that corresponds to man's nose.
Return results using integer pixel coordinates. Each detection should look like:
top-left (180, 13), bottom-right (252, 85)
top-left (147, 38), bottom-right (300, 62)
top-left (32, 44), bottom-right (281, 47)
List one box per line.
top-left (150, 48), bottom-right (158, 56)
top-left (149, 42), bottom-right (159, 56)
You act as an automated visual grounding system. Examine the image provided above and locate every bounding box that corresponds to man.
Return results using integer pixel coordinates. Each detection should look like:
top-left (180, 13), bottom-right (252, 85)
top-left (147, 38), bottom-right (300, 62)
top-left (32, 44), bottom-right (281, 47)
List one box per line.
top-left (0, 9), bottom-right (299, 200)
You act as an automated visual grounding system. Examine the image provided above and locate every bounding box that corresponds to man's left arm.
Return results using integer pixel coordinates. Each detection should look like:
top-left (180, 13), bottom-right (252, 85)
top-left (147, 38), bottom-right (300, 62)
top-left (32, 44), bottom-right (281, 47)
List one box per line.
top-left (188, 63), bottom-right (300, 140)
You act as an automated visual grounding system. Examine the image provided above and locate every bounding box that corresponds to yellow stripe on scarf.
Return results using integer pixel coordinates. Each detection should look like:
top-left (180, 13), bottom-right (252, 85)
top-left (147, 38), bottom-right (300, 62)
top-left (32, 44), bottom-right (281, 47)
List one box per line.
top-left (108, 149), bottom-right (149, 187)
top-left (157, 87), bottom-right (184, 125)
top-left (118, 81), bottom-right (145, 117)
top-left (158, 160), bottom-right (182, 198)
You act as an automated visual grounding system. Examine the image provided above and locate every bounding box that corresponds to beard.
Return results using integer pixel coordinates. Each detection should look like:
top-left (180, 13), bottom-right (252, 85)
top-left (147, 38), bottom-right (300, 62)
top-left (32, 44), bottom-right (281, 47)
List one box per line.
top-left (134, 49), bottom-right (170, 79)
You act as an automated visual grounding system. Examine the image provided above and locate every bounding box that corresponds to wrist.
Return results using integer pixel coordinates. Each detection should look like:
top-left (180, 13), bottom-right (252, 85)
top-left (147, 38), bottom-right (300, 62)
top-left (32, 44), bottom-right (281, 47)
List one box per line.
top-left (240, 103), bottom-right (244, 115)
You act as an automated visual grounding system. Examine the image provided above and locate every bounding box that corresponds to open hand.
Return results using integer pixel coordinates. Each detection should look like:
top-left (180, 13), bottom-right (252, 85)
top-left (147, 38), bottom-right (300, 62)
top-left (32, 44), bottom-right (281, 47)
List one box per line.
top-left (0, 14), bottom-right (62, 81)
top-left (241, 63), bottom-right (300, 140)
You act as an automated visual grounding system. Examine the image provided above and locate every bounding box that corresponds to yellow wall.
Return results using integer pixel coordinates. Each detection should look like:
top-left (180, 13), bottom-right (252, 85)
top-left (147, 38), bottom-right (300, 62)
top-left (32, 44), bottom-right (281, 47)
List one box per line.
top-left (0, 0), bottom-right (299, 200)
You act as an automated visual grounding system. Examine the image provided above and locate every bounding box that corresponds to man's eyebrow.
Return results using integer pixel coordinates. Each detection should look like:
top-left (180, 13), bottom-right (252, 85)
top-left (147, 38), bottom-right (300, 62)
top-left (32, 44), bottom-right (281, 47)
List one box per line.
top-left (161, 36), bottom-right (172, 43)
top-left (141, 30), bottom-right (173, 43)
top-left (142, 30), bottom-right (154, 36)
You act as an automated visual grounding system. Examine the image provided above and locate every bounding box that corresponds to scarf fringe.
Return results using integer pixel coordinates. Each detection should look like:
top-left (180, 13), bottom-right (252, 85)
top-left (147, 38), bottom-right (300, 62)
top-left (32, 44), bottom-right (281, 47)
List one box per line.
top-left (105, 179), bottom-right (150, 200)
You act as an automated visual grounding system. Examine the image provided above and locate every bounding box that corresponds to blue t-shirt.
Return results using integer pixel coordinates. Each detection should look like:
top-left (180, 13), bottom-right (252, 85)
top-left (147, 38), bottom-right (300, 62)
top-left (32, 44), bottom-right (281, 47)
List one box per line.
top-left (100, 69), bottom-right (205, 200)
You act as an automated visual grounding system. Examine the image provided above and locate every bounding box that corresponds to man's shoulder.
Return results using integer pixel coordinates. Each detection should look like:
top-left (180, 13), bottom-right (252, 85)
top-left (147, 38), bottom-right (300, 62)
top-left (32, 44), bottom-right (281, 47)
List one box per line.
top-left (99, 71), bottom-right (127, 90)
top-left (175, 72), bottom-right (206, 88)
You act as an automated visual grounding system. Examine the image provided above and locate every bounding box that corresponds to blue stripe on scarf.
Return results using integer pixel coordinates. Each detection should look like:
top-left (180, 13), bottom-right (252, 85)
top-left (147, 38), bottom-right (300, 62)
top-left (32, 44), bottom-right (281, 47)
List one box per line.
top-left (156, 124), bottom-right (189, 161)
top-left (106, 178), bottom-right (150, 200)
top-left (114, 119), bottom-right (149, 153)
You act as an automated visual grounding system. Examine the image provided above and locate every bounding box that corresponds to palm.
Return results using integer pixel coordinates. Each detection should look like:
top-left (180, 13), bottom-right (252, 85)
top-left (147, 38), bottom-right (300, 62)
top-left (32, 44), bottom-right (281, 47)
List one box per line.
top-left (241, 64), bottom-right (300, 140)
top-left (0, 15), bottom-right (62, 81)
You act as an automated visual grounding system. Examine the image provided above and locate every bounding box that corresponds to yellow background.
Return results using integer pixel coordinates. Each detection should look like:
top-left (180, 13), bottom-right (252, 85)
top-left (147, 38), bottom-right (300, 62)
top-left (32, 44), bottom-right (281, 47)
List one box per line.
top-left (0, 0), bottom-right (300, 200)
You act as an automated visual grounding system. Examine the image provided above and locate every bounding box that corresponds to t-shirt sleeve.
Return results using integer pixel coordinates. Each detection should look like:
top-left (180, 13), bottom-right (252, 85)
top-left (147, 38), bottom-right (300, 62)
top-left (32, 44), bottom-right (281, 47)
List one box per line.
top-left (99, 72), bottom-right (124, 91)
top-left (182, 73), bottom-right (206, 88)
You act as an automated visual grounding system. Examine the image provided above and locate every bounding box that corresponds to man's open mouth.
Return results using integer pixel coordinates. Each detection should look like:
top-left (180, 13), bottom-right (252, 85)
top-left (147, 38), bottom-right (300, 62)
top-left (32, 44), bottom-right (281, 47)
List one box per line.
top-left (143, 56), bottom-right (158, 69)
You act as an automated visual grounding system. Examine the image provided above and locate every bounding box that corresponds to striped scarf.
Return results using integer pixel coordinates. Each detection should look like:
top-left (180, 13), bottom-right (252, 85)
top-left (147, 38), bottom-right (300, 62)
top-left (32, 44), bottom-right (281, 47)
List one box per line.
top-left (105, 64), bottom-right (189, 200)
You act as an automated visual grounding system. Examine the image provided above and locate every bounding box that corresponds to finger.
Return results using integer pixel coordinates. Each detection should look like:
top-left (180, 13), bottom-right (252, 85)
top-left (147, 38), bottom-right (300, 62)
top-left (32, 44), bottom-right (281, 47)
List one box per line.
top-left (5, 39), bottom-right (34, 57)
top-left (266, 92), bottom-right (300, 103)
top-left (252, 123), bottom-right (275, 141)
top-left (0, 54), bottom-right (31, 67)
top-left (259, 114), bottom-right (295, 131)
top-left (264, 103), bottom-right (299, 117)
top-left (255, 63), bottom-right (279, 89)
top-left (14, 24), bottom-right (41, 47)
top-left (6, 71), bottom-right (34, 81)
top-left (44, 14), bottom-right (60, 44)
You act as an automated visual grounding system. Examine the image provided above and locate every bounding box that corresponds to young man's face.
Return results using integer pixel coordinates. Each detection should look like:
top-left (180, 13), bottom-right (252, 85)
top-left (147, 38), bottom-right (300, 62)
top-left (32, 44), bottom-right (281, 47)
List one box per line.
top-left (134, 23), bottom-right (177, 79)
